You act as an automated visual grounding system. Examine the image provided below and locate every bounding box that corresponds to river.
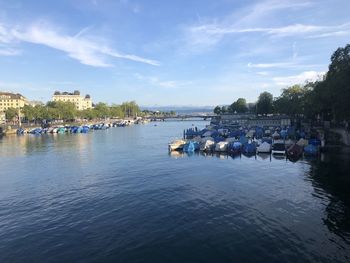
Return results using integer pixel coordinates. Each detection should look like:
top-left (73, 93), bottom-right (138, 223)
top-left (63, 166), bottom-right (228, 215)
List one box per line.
top-left (0, 121), bottom-right (349, 262)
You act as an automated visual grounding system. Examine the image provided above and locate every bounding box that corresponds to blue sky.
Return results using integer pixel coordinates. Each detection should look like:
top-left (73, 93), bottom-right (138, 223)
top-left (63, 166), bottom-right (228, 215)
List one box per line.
top-left (0, 0), bottom-right (349, 106)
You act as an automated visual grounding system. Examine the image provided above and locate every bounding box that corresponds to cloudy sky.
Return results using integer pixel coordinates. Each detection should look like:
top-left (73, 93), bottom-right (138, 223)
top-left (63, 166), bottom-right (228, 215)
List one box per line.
top-left (0, 0), bottom-right (349, 106)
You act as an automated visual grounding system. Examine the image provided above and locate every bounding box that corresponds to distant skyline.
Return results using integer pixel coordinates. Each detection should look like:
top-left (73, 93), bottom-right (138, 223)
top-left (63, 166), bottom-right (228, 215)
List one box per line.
top-left (0, 0), bottom-right (349, 106)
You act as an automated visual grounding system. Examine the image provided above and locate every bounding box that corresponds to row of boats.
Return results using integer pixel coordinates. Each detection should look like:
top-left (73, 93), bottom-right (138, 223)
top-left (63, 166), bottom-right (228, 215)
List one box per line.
top-left (15, 119), bottom-right (144, 135)
top-left (169, 126), bottom-right (324, 160)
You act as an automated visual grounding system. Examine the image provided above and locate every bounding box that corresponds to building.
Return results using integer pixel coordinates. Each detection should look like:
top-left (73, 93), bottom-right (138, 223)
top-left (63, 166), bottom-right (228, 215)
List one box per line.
top-left (0, 92), bottom-right (29, 112)
top-left (212, 113), bottom-right (291, 128)
top-left (52, 90), bottom-right (92, 110)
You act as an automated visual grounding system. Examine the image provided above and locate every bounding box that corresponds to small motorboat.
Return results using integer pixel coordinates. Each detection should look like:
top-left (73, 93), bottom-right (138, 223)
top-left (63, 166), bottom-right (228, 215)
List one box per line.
top-left (272, 141), bottom-right (286, 155)
top-left (228, 141), bottom-right (242, 155)
top-left (168, 139), bottom-right (186, 151)
top-left (215, 141), bottom-right (229, 152)
top-left (287, 143), bottom-right (303, 159)
top-left (200, 138), bottom-right (215, 152)
top-left (183, 141), bottom-right (199, 153)
top-left (256, 142), bottom-right (271, 153)
top-left (242, 142), bottom-right (257, 155)
top-left (304, 144), bottom-right (319, 155)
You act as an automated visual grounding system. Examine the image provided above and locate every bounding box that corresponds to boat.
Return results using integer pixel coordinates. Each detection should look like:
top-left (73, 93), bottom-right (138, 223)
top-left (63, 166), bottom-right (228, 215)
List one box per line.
top-left (287, 143), bottom-right (303, 159)
top-left (168, 139), bottom-right (186, 151)
top-left (57, 127), bottom-right (66, 134)
top-left (215, 141), bottom-right (229, 152)
top-left (256, 142), bottom-right (271, 153)
top-left (16, 128), bottom-right (25, 135)
top-left (272, 131), bottom-right (280, 139)
top-left (272, 141), bottom-right (286, 155)
top-left (242, 142), bottom-right (257, 155)
top-left (304, 144), bottom-right (319, 155)
top-left (228, 141), bottom-right (242, 154)
top-left (200, 138), bottom-right (215, 152)
top-left (183, 141), bottom-right (199, 153)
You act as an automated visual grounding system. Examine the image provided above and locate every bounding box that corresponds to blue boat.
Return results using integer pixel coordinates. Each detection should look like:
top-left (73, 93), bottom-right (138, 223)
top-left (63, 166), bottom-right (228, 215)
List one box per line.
top-left (17, 128), bottom-right (25, 135)
top-left (30, 128), bottom-right (42, 135)
top-left (304, 144), bottom-right (319, 155)
top-left (81, 126), bottom-right (89, 133)
top-left (242, 142), bottom-right (257, 155)
top-left (309, 138), bottom-right (321, 146)
top-left (183, 141), bottom-right (199, 152)
top-left (228, 141), bottom-right (242, 154)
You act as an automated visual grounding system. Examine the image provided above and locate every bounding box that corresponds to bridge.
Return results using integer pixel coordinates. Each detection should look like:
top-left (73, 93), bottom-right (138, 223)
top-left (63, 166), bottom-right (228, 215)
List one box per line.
top-left (146, 114), bottom-right (217, 121)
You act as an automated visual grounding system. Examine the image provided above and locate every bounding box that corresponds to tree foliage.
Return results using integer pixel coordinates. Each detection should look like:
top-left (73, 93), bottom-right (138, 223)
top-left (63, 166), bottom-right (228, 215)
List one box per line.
top-left (229, 98), bottom-right (248, 113)
top-left (5, 107), bottom-right (17, 121)
top-left (256, 92), bottom-right (273, 115)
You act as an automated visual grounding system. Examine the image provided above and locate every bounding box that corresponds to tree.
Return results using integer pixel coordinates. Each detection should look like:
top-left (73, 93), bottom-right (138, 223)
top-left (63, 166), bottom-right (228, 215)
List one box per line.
top-left (22, 105), bottom-right (35, 122)
top-left (213, 106), bottom-right (221, 115)
top-left (121, 101), bottom-right (140, 117)
top-left (230, 98), bottom-right (248, 113)
top-left (110, 104), bottom-right (124, 118)
top-left (324, 44), bottom-right (350, 120)
top-left (94, 102), bottom-right (110, 119)
top-left (256, 92), bottom-right (273, 115)
top-left (273, 85), bottom-right (306, 117)
top-left (5, 107), bottom-right (17, 121)
top-left (221, 106), bottom-right (228, 114)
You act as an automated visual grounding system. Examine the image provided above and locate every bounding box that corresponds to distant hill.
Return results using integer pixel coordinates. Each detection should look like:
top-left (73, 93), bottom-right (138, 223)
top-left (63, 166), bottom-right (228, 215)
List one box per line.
top-left (140, 106), bottom-right (214, 115)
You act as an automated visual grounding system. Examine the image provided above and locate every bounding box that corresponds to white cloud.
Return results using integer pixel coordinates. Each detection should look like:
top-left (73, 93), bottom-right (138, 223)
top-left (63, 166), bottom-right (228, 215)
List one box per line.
top-left (134, 73), bottom-right (190, 89)
top-left (0, 22), bottom-right (160, 67)
top-left (248, 62), bottom-right (295, 68)
top-left (257, 71), bottom-right (269, 76)
top-left (189, 23), bottom-right (350, 42)
top-left (184, 0), bottom-right (350, 48)
top-left (248, 61), bottom-right (323, 69)
top-left (273, 71), bottom-right (325, 86)
top-left (0, 47), bottom-right (21, 56)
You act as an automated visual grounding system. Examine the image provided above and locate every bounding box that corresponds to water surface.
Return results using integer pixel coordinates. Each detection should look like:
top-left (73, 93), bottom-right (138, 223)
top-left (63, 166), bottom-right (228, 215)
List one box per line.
top-left (0, 121), bottom-right (349, 262)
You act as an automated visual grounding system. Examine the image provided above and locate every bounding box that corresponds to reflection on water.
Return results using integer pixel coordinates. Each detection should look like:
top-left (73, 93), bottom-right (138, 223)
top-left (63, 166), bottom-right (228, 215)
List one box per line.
top-left (0, 122), bottom-right (350, 262)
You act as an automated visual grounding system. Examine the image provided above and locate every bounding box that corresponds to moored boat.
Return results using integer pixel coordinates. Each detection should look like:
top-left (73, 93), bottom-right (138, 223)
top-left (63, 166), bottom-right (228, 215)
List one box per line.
top-left (256, 142), bottom-right (271, 153)
top-left (168, 139), bottom-right (186, 151)
top-left (183, 141), bottom-right (199, 153)
top-left (215, 141), bottom-right (229, 152)
top-left (304, 144), bottom-right (319, 155)
top-left (272, 141), bottom-right (286, 155)
top-left (287, 143), bottom-right (303, 159)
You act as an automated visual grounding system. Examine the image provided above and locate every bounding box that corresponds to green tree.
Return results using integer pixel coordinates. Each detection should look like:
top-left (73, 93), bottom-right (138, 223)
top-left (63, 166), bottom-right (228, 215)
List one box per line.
top-left (221, 106), bottom-right (228, 114)
top-left (213, 106), bottom-right (221, 115)
top-left (324, 44), bottom-right (350, 120)
top-left (94, 102), bottom-right (110, 119)
top-left (22, 105), bottom-right (35, 122)
top-left (110, 104), bottom-right (124, 118)
top-left (5, 107), bottom-right (17, 121)
top-left (256, 92), bottom-right (273, 115)
top-left (230, 98), bottom-right (248, 113)
top-left (273, 85), bottom-right (307, 117)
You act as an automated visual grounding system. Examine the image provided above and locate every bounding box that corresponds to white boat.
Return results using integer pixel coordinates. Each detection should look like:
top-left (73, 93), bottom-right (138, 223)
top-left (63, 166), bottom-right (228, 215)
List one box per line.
top-left (168, 139), bottom-right (186, 151)
top-left (200, 138), bottom-right (215, 151)
top-left (256, 142), bottom-right (271, 153)
top-left (215, 141), bottom-right (229, 152)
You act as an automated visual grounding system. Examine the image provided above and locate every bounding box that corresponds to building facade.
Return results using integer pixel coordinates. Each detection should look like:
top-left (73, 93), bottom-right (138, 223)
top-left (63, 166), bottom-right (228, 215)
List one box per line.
top-left (52, 91), bottom-right (92, 111)
top-left (0, 92), bottom-right (28, 112)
